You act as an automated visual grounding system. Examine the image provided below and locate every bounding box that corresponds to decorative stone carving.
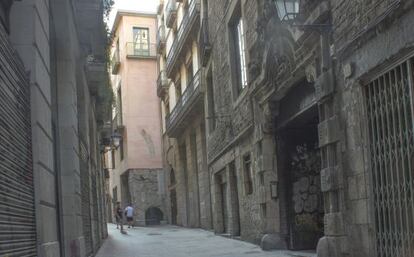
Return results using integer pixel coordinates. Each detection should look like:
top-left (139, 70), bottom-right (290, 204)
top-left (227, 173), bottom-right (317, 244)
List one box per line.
top-left (261, 101), bottom-right (278, 134)
top-left (305, 63), bottom-right (318, 83)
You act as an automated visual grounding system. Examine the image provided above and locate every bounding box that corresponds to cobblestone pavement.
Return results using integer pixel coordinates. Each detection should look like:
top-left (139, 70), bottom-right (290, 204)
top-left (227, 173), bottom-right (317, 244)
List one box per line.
top-left (96, 224), bottom-right (316, 257)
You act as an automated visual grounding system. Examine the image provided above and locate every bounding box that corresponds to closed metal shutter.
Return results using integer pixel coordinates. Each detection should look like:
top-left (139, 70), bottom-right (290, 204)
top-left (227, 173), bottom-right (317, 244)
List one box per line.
top-left (365, 59), bottom-right (414, 257)
top-left (80, 140), bottom-right (93, 256)
top-left (0, 27), bottom-right (36, 256)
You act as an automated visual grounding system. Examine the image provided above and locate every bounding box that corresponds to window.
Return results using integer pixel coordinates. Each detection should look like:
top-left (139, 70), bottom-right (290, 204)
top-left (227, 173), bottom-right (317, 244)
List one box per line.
top-left (259, 172), bottom-right (265, 186)
top-left (119, 139), bottom-right (124, 161)
top-left (260, 203), bottom-right (267, 219)
top-left (186, 58), bottom-right (193, 85)
top-left (111, 150), bottom-right (116, 169)
top-left (229, 2), bottom-right (247, 97)
top-left (133, 27), bottom-right (150, 56)
top-left (235, 19), bottom-right (247, 89)
top-left (112, 186), bottom-right (118, 203)
top-left (175, 78), bottom-right (182, 101)
top-left (117, 87), bottom-right (123, 125)
top-left (170, 169), bottom-right (176, 185)
top-left (243, 154), bottom-right (253, 195)
top-left (206, 68), bottom-right (216, 132)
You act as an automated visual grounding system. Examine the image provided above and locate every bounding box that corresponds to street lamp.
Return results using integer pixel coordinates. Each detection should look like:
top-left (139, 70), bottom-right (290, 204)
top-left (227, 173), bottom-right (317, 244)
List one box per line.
top-left (273, 0), bottom-right (333, 80)
top-left (111, 132), bottom-right (122, 149)
top-left (274, 0), bottom-right (301, 23)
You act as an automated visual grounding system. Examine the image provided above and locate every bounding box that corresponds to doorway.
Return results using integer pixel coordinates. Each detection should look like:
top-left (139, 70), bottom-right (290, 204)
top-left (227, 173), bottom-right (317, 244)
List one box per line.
top-left (170, 189), bottom-right (178, 225)
top-left (145, 207), bottom-right (164, 225)
top-left (278, 105), bottom-right (324, 250)
top-left (215, 170), bottom-right (228, 234)
top-left (228, 161), bottom-right (241, 236)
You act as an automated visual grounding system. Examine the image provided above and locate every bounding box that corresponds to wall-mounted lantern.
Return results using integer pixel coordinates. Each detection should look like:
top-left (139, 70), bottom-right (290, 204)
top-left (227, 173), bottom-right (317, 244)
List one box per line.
top-left (274, 0), bottom-right (301, 23)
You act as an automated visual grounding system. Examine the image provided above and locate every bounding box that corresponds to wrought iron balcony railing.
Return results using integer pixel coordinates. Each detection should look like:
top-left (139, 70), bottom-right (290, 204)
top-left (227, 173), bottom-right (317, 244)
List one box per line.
top-left (157, 70), bottom-right (169, 97)
top-left (166, 0), bottom-right (200, 76)
top-left (111, 50), bottom-right (120, 74)
top-left (166, 0), bottom-right (177, 28)
top-left (165, 69), bottom-right (203, 137)
top-left (126, 43), bottom-right (157, 58)
top-left (200, 18), bottom-right (211, 67)
top-left (157, 25), bottom-right (166, 54)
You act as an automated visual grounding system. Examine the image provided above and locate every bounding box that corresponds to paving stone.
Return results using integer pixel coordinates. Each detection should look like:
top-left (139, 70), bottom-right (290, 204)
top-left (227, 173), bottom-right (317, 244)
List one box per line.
top-left (96, 224), bottom-right (317, 257)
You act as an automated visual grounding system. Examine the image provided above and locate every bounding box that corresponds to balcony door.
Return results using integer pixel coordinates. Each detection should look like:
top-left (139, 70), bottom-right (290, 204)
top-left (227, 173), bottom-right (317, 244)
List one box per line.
top-left (133, 27), bottom-right (149, 56)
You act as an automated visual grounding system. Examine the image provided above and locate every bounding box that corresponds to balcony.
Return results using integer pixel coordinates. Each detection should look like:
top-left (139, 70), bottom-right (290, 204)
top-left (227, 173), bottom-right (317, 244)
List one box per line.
top-left (126, 43), bottom-right (157, 59)
top-left (111, 50), bottom-right (120, 74)
top-left (166, 0), bottom-right (177, 28)
top-left (199, 18), bottom-right (211, 67)
top-left (157, 25), bottom-right (166, 54)
top-left (157, 70), bottom-right (169, 97)
top-left (165, 70), bottom-right (204, 137)
top-left (166, 0), bottom-right (200, 76)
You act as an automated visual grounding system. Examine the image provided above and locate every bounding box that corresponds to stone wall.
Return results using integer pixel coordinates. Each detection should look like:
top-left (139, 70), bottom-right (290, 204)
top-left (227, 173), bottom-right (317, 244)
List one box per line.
top-left (127, 169), bottom-right (167, 226)
top-left (163, 114), bottom-right (212, 229)
top-left (331, 1), bottom-right (414, 257)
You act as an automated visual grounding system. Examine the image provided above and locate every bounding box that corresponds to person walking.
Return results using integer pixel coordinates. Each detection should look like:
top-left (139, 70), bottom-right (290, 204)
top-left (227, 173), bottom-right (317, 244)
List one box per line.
top-left (124, 204), bottom-right (134, 228)
top-left (114, 202), bottom-right (124, 231)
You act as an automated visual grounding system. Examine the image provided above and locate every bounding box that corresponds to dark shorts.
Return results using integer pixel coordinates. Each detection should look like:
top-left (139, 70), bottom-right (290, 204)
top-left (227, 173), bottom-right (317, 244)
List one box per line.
top-left (116, 216), bottom-right (122, 223)
top-left (127, 217), bottom-right (133, 222)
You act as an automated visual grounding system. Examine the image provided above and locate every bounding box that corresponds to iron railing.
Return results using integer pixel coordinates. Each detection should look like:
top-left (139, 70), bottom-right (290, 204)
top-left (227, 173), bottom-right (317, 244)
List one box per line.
top-left (166, 0), bottom-right (200, 75)
top-left (157, 25), bottom-right (166, 53)
top-left (111, 50), bottom-right (120, 74)
top-left (200, 17), bottom-right (211, 67)
top-left (157, 70), bottom-right (168, 97)
top-left (166, 69), bottom-right (201, 132)
top-left (126, 43), bottom-right (157, 58)
top-left (166, 0), bottom-right (177, 28)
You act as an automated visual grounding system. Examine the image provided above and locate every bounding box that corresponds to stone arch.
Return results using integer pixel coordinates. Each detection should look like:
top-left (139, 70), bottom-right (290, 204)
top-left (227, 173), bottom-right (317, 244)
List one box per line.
top-left (145, 207), bottom-right (164, 226)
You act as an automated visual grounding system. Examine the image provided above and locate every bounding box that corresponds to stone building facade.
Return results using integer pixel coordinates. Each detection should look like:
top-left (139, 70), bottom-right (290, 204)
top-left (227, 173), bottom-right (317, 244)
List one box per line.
top-left (156, 0), bottom-right (213, 229)
top-left (200, 0), bottom-right (414, 257)
top-left (108, 11), bottom-right (167, 226)
top-left (0, 0), bottom-right (110, 256)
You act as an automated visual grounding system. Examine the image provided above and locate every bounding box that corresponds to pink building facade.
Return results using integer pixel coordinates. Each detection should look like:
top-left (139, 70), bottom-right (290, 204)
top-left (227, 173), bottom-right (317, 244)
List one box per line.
top-left (109, 11), bottom-right (166, 226)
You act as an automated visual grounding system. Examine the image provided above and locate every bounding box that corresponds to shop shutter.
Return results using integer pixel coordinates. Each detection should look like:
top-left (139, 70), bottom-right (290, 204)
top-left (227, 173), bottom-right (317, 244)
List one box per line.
top-left (365, 59), bottom-right (414, 257)
top-left (0, 27), bottom-right (36, 256)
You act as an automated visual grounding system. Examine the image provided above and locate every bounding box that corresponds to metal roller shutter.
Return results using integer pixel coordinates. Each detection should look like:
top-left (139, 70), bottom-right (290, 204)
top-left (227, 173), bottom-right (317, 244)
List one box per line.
top-left (80, 140), bottom-right (93, 256)
top-left (0, 26), bottom-right (36, 256)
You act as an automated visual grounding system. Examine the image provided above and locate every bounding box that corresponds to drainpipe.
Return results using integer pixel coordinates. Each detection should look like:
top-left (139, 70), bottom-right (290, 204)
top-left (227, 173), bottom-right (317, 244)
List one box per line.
top-left (49, 6), bottom-right (65, 257)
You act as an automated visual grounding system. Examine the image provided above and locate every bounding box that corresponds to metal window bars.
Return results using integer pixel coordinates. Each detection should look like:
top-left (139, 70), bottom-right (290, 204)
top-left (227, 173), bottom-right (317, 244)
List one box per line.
top-left (364, 59), bottom-right (414, 257)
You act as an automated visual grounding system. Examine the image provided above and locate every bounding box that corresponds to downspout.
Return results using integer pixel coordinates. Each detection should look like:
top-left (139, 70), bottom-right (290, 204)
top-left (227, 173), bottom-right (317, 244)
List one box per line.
top-left (49, 2), bottom-right (65, 256)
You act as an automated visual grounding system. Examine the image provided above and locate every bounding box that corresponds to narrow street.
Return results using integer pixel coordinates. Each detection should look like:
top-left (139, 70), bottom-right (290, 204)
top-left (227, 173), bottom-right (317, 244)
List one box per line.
top-left (96, 224), bottom-right (316, 257)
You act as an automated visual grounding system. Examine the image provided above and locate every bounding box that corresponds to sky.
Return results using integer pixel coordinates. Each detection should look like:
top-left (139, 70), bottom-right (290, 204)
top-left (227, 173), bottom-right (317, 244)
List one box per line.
top-left (108, 0), bottom-right (158, 27)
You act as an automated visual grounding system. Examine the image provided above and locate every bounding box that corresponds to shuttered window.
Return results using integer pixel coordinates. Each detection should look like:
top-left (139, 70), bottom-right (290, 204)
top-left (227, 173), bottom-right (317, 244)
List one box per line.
top-left (364, 59), bottom-right (414, 257)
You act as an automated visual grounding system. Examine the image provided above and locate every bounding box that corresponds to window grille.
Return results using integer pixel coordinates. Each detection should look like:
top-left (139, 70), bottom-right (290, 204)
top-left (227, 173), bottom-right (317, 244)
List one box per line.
top-left (364, 59), bottom-right (414, 257)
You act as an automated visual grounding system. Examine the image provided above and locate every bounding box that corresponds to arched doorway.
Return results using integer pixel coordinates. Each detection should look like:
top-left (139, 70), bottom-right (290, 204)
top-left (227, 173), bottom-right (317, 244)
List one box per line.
top-left (145, 207), bottom-right (164, 225)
